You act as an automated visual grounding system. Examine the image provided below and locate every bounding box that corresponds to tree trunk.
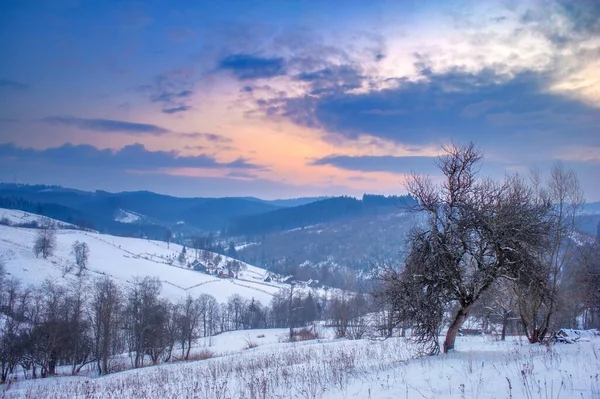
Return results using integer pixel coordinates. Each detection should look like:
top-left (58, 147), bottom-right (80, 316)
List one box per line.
top-left (48, 351), bottom-right (57, 375)
top-left (501, 315), bottom-right (508, 341)
top-left (186, 337), bottom-right (192, 360)
top-left (443, 306), bottom-right (470, 353)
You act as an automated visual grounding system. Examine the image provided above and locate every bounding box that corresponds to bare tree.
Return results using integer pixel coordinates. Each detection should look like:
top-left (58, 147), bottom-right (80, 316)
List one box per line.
top-left (164, 229), bottom-right (172, 249)
top-left (90, 277), bottom-right (122, 375)
top-left (378, 143), bottom-right (551, 353)
top-left (226, 260), bottom-right (242, 276)
top-left (33, 224), bottom-right (56, 259)
top-left (174, 295), bottom-right (202, 360)
top-left (124, 277), bottom-right (169, 367)
top-left (472, 279), bottom-right (518, 340)
top-left (575, 238), bottom-right (600, 329)
top-left (516, 162), bottom-right (584, 343)
top-left (178, 246), bottom-right (187, 266)
top-left (198, 293), bottom-right (219, 337)
top-left (71, 241), bottom-right (90, 276)
top-left (0, 276), bottom-right (28, 383)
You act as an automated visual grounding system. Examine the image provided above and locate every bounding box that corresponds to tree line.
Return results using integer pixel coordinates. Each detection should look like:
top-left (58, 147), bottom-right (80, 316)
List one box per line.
top-left (0, 269), bottom-right (373, 383)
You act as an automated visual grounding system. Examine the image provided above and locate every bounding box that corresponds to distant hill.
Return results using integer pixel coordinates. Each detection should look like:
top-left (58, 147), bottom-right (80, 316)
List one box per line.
top-left (266, 197), bottom-right (331, 207)
top-left (225, 194), bottom-right (416, 237)
top-left (576, 201), bottom-right (600, 237)
top-left (0, 184), bottom-right (413, 241)
top-left (0, 184), bottom-right (285, 238)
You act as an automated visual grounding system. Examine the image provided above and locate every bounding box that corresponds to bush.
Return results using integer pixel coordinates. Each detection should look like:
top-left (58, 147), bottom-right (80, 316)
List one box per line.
top-left (294, 327), bottom-right (317, 342)
top-left (187, 349), bottom-right (214, 361)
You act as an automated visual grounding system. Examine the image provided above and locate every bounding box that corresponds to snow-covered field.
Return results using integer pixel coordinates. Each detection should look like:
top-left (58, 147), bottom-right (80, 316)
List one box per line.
top-left (2, 333), bottom-right (599, 399)
top-left (0, 208), bottom-right (325, 304)
top-left (2, 207), bottom-right (599, 398)
top-left (0, 208), bottom-right (75, 229)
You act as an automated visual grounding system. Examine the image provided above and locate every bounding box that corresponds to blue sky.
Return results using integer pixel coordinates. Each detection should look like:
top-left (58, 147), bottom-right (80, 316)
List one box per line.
top-left (0, 0), bottom-right (599, 199)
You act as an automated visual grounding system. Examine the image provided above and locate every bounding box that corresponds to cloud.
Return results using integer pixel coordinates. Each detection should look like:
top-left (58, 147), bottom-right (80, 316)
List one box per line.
top-left (556, 0), bottom-right (600, 37)
top-left (179, 132), bottom-right (232, 143)
top-left (152, 89), bottom-right (193, 104)
top-left (163, 105), bottom-right (192, 114)
top-left (138, 69), bottom-right (196, 114)
top-left (226, 171), bottom-right (258, 179)
top-left (218, 54), bottom-right (286, 80)
top-left (310, 154), bottom-right (435, 174)
top-left (226, 157), bottom-right (267, 170)
top-left (40, 116), bottom-right (170, 135)
top-left (269, 69), bottom-right (600, 151)
top-left (294, 64), bottom-right (364, 95)
top-left (0, 142), bottom-right (265, 171)
top-left (0, 78), bottom-right (29, 90)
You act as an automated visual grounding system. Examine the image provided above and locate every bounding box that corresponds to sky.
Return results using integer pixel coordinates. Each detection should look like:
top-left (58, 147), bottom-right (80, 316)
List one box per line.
top-left (0, 0), bottom-right (599, 200)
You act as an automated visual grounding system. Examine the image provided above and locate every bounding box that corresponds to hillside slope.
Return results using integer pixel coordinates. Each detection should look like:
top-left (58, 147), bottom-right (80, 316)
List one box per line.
top-left (226, 194), bottom-right (416, 236)
top-left (0, 209), bottom-right (311, 304)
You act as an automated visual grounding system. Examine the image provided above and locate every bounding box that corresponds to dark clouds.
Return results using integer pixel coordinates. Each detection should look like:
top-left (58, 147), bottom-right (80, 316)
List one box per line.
top-left (311, 154), bottom-right (436, 174)
top-left (138, 70), bottom-right (196, 115)
top-left (268, 69), bottom-right (600, 150)
top-left (40, 116), bottom-right (170, 136)
top-left (163, 105), bottom-right (192, 114)
top-left (151, 89), bottom-right (193, 104)
top-left (0, 143), bottom-right (264, 171)
top-left (557, 0), bottom-right (600, 36)
top-left (218, 54), bottom-right (286, 80)
top-left (294, 64), bottom-right (364, 95)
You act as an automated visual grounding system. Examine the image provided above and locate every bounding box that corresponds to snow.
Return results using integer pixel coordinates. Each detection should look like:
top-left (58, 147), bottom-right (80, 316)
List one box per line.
top-left (3, 208), bottom-right (598, 398)
top-left (0, 209), bottom-right (322, 304)
top-left (0, 208), bottom-right (75, 228)
top-left (235, 242), bottom-right (256, 251)
top-left (554, 328), bottom-right (600, 343)
top-left (113, 209), bottom-right (142, 224)
top-left (2, 334), bottom-right (599, 398)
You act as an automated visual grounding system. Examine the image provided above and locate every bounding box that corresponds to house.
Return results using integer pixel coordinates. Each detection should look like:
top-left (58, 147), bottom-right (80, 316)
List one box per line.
top-left (282, 275), bottom-right (294, 284)
top-left (264, 275), bottom-right (272, 283)
top-left (192, 260), bottom-right (207, 273)
top-left (215, 266), bottom-right (226, 278)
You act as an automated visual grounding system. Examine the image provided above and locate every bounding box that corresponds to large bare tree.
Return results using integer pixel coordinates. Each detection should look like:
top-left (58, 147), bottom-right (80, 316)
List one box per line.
top-left (378, 143), bottom-right (551, 354)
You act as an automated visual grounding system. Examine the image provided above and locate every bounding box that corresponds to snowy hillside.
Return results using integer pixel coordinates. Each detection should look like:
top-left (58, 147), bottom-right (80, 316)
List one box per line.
top-left (0, 208), bottom-right (321, 304)
top-left (0, 208), bottom-right (76, 229)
